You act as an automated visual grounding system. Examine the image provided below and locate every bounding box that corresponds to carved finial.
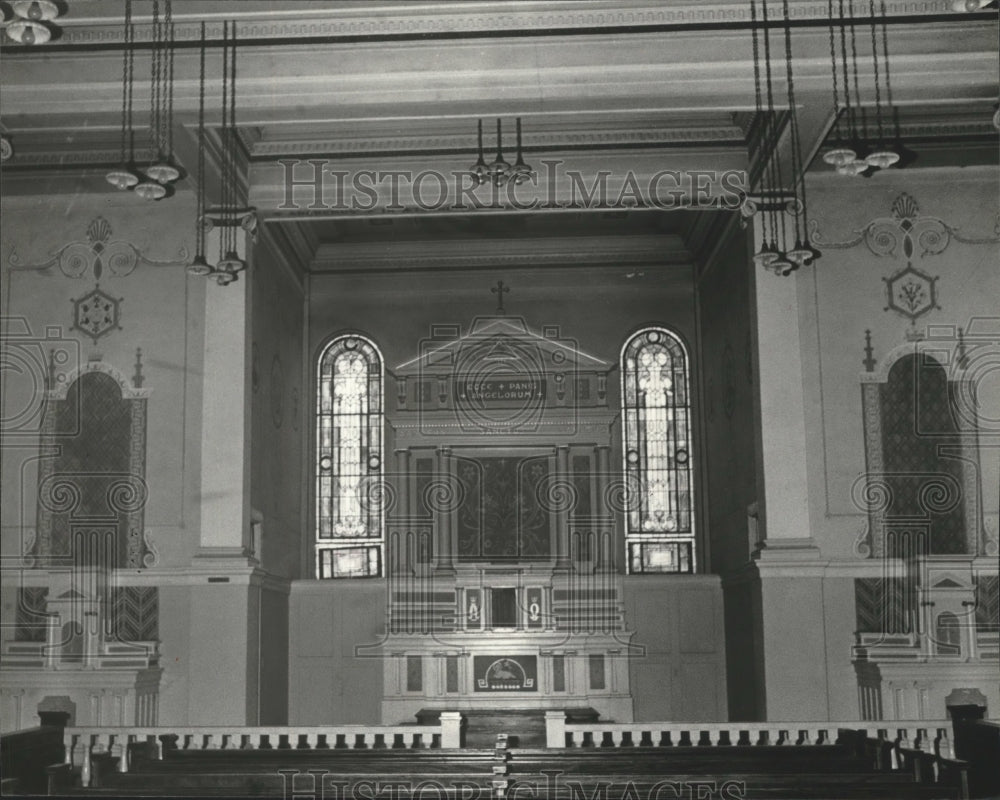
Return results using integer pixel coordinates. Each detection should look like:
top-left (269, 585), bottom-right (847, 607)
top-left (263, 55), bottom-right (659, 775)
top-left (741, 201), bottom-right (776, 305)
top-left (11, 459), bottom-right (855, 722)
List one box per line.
top-left (957, 327), bottom-right (968, 369)
top-left (133, 347), bottom-right (145, 388)
top-left (491, 280), bottom-right (509, 314)
top-left (862, 329), bottom-right (876, 373)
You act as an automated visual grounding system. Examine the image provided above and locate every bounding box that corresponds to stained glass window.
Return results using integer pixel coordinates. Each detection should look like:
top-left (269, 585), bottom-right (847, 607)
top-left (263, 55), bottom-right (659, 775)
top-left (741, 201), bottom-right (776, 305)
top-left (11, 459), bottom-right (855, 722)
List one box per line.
top-left (316, 335), bottom-right (383, 578)
top-left (621, 327), bottom-right (694, 574)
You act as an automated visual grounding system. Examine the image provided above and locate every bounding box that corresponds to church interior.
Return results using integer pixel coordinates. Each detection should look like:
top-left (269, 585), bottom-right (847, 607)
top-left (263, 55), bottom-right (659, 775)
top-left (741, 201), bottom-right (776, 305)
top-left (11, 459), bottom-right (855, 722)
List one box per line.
top-left (1, 0), bottom-right (998, 797)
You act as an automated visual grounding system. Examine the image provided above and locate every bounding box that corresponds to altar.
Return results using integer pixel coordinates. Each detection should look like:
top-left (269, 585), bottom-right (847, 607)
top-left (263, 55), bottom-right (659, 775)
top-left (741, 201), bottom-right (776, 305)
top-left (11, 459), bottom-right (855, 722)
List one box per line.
top-left (376, 311), bottom-right (636, 723)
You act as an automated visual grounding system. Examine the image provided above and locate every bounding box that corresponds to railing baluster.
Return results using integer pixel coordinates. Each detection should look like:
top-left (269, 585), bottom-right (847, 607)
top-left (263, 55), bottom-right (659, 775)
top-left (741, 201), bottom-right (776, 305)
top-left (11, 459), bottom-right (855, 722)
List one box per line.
top-left (117, 734), bottom-right (130, 772)
top-left (80, 742), bottom-right (92, 788)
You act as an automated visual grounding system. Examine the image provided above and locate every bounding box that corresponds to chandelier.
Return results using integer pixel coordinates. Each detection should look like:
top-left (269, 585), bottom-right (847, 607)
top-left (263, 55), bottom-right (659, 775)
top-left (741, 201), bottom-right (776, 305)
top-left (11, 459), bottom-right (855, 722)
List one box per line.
top-left (4, 1), bottom-right (63, 45)
top-left (821, 0), bottom-right (900, 175)
top-left (106, 0), bottom-right (181, 198)
top-left (188, 21), bottom-right (254, 286)
top-left (106, 0), bottom-right (139, 190)
top-left (470, 118), bottom-right (534, 186)
top-left (135, 0), bottom-right (180, 199)
top-left (747, 0), bottom-right (820, 276)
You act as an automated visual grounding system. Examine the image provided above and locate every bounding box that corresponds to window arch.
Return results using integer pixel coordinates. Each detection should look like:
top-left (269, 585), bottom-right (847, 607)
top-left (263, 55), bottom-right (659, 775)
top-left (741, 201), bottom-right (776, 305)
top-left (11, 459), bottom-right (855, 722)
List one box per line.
top-left (621, 327), bottom-right (694, 574)
top-left (316, 334), bottom-right (384, 578)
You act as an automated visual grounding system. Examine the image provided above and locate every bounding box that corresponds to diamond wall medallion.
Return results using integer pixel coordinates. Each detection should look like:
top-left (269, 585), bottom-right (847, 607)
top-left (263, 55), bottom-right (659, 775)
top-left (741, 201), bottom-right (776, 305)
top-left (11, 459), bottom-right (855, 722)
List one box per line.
top-left (71, 284), bottom-right (123, 345)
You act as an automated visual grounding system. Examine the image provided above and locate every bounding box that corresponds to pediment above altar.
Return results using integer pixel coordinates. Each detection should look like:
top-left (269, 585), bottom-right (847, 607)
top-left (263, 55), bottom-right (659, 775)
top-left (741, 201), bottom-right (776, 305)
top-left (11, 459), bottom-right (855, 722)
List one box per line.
top-left (394, 315), bottom-right (609, 375)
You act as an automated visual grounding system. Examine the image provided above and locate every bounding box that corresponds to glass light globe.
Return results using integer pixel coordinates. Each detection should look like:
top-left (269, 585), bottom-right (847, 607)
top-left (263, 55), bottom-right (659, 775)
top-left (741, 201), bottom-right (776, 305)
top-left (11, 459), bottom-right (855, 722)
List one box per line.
top-left (106, 166), bottom-right (139, 190)
top-left (768, 257), bottom-right (795, 276)
top-left (187, 255), bottom-right (213, 276)
top-left (217, 251), bottom-right (245, 273)
top-left (822, 146), bottom-right (857, 167)
top-left (865, 149), bottom-right (900, 169)
top-left (787, 241), bottom-right (814, 266)
top-left (753, 244), bottom-right (779, 267)
top-left (145, 161), bottom-right (180, 184)
top-left (836, 159), bottom-right (869, 177)
top-left (134, 181), bottom-right (167, 201)
top-left (6, 19), bottom-right (51, 44)
top-left (12, 1), bottom-right (60, 22)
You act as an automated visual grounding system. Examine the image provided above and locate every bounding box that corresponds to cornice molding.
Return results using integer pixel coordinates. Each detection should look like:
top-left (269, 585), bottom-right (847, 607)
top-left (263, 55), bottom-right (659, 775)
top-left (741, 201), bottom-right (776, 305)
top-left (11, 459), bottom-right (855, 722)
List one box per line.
top-left (309, 234), bottom-right (691, 273)
top-left (249, 126), bottom-right (747, 160)
top-left (3, 147), bottom-right (158, 169)
top-left (30, 1), bottom-right (962, 47)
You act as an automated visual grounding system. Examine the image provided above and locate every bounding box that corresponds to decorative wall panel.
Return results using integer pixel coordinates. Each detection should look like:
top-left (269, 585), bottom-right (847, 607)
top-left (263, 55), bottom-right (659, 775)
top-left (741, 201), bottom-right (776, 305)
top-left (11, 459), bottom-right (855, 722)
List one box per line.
top-left (975, 576), bottom-right (999, 633)
top-left (34, 362), bottom-right (152, 568)
top-left (855, 577), bottom-right (914, 634)
top-left (14, 587), bottom-right (49, 642)
top-left (455, 455), bottom-right (551, 560)
top-left (859, 345), bottom-right (980, 558)
top-left (110, 586), bottom-right (159, 642)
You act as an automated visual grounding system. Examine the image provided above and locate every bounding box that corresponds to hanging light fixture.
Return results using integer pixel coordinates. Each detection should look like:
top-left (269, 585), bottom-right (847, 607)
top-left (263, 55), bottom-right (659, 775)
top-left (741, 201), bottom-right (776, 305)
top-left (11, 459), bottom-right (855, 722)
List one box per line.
top-left (187, 22), bottom-right (212, 277)
top-left (825, 0), bottom-right (900, 175)
top-left (509, 118), bottom-right (533, 184)
top-left (213, 20), bottom-right (239, 284)
top-left (145, 0), bottom-right (180, 185)
top-left (106, 0), bottom-right (140, 191)
top-left (11, 1), bottom-right (59, 20)
top-left (749, 0), bottom-right (780, 268)
top-left (763, 0), bottom-right (794, 273)
top-left (5, 0), bottom-right (62, 44)
top-left (212, 20), bottom-right (248, 286)
top-left (863, 0), bottom-right (899, 168)
top-left (471, 119), bottom-right (489, 185)
top-left (781, 0), bottom-right (820, 269)
top-left (872, 0), bottom-right (905, 167)
top-left (488, 118), bottom-right (511, 184)
top-left (822, 0), bottom-right (857, 167)
top-left (469, 117), bottom-right (534, 187)
top-left (747, 0), bottom-right (817, 275)
top-left (135, 0), bottom-right (168, 200)
top-left (5, 18), bottom-right (51, 44)
top-left (835, 0), bottom-right (870, 176)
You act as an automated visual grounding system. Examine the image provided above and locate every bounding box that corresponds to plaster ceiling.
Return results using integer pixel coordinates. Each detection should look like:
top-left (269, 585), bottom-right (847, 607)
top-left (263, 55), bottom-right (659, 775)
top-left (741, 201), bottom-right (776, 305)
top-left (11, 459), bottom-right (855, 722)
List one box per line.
top-left (0, 1), bottom-right (995, 276)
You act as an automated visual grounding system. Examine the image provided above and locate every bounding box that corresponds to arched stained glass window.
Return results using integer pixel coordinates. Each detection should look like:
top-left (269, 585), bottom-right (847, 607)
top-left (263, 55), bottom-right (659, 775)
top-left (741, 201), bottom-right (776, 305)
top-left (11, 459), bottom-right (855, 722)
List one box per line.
top-left (621, 327), bottom-right (694, 574)
top-left (316, 335), bottom-right (383, 578)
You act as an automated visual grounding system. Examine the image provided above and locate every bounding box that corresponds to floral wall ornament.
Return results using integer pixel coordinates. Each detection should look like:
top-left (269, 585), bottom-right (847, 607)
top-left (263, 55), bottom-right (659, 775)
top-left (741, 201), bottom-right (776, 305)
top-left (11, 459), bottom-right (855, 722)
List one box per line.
top-left (7, 215), bottom-right (188, 277)
top-left (883, 264), bottom-right (940, 324)
top-left (71, 284), bottom-right (123, 345)
top-left (809, 192), bottom-right (1000, 257)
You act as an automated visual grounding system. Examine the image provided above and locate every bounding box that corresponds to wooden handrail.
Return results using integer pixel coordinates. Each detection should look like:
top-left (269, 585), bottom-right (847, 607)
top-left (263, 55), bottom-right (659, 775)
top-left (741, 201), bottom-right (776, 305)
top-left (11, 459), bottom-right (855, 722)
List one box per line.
top-left (62, 723), bottom-right (453, 786)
